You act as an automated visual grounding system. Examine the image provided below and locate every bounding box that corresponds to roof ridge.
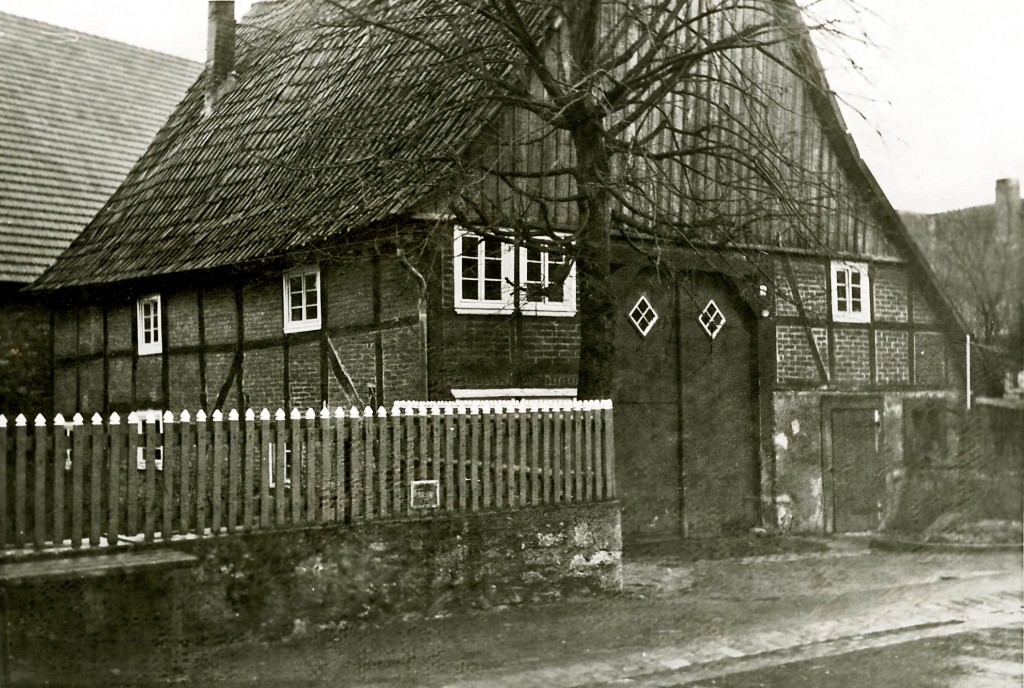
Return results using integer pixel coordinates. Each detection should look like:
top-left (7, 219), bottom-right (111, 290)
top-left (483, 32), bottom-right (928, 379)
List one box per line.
top-left (0, 10), bottom-right (201, 67)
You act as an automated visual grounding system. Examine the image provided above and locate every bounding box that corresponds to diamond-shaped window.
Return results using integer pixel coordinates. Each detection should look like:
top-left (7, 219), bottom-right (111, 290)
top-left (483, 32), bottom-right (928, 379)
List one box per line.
top-left (698, 300), bottom-right (726, 339)
top-left (629, 295), bottom-right (659, 337)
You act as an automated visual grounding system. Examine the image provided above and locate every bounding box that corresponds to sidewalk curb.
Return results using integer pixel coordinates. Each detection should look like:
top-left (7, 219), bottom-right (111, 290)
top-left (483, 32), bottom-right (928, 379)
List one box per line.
top-left (869, 536), bottom-right (1024, 553)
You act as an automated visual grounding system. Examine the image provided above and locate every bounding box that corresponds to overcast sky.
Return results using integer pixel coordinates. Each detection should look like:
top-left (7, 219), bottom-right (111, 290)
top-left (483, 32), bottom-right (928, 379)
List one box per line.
top-left (1, 0), bottom-right (1020, 213)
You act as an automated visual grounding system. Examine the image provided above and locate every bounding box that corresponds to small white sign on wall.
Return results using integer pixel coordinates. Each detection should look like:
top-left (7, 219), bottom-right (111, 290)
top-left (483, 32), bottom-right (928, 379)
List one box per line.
top-left (410, 479), bottom-right (439, 509)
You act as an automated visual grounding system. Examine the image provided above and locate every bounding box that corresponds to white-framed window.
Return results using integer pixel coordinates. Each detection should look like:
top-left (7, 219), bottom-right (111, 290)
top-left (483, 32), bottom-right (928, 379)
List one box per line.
top-left (283, 266), bottom-right (321, 333)
top-left (136, 294), bottom-right (162, 355)
top-left (831, 260), bottom-right (870, 323)
top-left (453, 226), bottom-right (576, 317)
top-left (135, 411), bottom-right (164, 471)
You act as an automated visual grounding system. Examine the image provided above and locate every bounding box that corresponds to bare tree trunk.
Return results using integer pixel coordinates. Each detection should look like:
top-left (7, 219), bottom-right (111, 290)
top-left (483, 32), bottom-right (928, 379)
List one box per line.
top-left (573, 120), bottom-right (616, 399)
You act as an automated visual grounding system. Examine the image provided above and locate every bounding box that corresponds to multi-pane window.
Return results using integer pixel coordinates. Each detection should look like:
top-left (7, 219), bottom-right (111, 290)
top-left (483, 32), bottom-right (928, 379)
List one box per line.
top-left (283, 266), bottom-right (321, 333)
top-left (136, 294), bottom-right (162, 355)
top-left (453, 227), bottom-right (576, 317)
top-left (460, 234), bottom-right (505, 303)
top-left (831, 261), bottom-right (870, 323)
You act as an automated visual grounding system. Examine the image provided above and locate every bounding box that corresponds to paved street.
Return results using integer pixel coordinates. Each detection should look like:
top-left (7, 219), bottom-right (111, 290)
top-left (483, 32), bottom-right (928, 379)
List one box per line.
top-left (176, 538), bottom-right (1022, 688)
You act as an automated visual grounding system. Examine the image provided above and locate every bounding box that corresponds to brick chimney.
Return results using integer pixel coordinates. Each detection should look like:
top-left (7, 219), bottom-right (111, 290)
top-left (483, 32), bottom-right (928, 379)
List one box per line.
top-left (994, 178), bottom-right (1021, 245)
top-left (204, 1), bottom-right (236, 116)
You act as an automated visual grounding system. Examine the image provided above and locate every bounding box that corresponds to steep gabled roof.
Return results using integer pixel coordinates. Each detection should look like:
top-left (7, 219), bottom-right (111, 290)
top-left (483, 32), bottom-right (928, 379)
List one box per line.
top-left (0, 11), bottom-right (200, 284)
top-left (34, 0), bottom-right (521, 289)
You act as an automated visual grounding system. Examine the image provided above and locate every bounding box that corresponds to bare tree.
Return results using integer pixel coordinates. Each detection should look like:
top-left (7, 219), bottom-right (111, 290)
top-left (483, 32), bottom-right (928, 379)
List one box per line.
top-left (313, 0), bottom-right (867, 397)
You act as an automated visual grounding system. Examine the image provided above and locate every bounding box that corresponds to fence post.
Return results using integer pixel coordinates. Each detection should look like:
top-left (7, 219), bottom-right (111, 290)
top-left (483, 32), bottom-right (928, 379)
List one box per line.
top-left (143, 412), bottom-right (158, 543)
top-left (469, 406), bottom-right (480, 512)
top-left (320, 406), bottom-right (333, 524)
top-left (530, 407), bottom-right (540, 505)
top-left (125, 413), bottom-right (139, 537)
top-left (33, 414), bottom-right (47, 549)
top-left (429, 406), bottom-right (441, 490)
top-left (444, 407), bottom-right (455, 512)
top-left (304, 408), bottom-right (317, 524)
top-left (376, 406), bottom-right (389, 518)
top-left (196, 410), bottom-right (208, 538)
top-left (289, 409), bottom-right (302, 524)
top-left (14, 415), bottom-right (27, 548)
top-left (89, 413), bottom-right (104, 547)
top-left (517, 405), bottom-right (528, 506)
top-left (541, 405), bottom-right (553, 505)
top-left (457, 406), bottom-right (468, 511)
top-left (363, 407), bottom-right (376, 519)
top-left (162, 411), bottom-right (176, 541)
top-left (593, 404), bottom-right (604, 500)
top-left (584, 402), bottom-right (595, 502)
top-left (69, 413), bottom-right (84, 549)
top-left (603, 400), bottom-right (615, 498)
top-left (244, 409), bottom-right (256, 530)
top-left (390, 406), bottom-right (402, 517)
top-left (211, 410), bottom-right (225, 535)
top-left (274, 409), bottom-right (286, 527)
top-left (573, 402), bottom-right (584, 503)
top-left (227, 409), bottom-right (241, 534)
top-left (52, 414), bottom-right (66, 547)
top-left (493, 406), bottom-right (504, 509)
top-left (259, 409), bottom-right (272, 528)
top-left (0, 415), bottom-right (6, 548)
top-left (350, 407), bottom-right (363, 521)
top-left (332, 406), bottom-right (346, 523)
top-left (107, 413), bottom-right (123, 546)
top-left (417, 406), bottom-right (428, 482)
top-left (179, 411), bottom-right (192, 535)
top-left (482, 405), bottom-right (492, 510)
top-left (405, 406), bottom-right (415, 517)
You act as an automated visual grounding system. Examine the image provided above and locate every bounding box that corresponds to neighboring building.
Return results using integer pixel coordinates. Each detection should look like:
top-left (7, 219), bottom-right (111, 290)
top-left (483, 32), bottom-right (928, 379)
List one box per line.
top-left (902, 179), bottom-right (1024, 397)
top-left (0, 11), bottom-right (200, 413)
top-left (33, 0), bottom-right (966, 538)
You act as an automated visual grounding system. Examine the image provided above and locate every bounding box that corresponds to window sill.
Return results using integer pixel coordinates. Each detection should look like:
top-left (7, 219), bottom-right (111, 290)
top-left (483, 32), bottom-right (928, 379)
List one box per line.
top-left (284, 320), bottom-right (321, 334)
top-left (832, 313), bottom-right (871, 324)
top-left (137, 345), bottom-right (162, 356)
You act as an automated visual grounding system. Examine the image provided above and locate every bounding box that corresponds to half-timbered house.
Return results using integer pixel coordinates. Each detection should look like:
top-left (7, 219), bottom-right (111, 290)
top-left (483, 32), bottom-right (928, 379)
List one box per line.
top-left (34, 0), bottom-right (966, 538)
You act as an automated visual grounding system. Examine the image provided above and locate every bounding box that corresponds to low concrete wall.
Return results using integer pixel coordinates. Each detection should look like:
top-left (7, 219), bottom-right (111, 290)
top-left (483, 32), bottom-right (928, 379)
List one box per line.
top-left (175, 501), bottom-right (622, 639)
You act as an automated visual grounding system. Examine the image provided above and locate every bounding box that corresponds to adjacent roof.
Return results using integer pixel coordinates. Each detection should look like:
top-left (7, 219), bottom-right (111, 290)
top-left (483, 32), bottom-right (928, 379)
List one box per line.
top-left (34, 0), bottom-right (524, 289)
top-left (0, 11), bottom-right (200, 284)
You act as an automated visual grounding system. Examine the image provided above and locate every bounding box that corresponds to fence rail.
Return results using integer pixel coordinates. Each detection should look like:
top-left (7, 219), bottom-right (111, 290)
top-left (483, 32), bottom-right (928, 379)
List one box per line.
top-left (0, 402), bottom-right (615, 553)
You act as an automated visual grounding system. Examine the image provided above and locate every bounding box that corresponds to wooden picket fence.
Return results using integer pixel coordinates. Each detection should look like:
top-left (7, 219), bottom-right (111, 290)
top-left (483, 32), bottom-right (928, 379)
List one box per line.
top-left (0, 401), bottom-right (615, 552)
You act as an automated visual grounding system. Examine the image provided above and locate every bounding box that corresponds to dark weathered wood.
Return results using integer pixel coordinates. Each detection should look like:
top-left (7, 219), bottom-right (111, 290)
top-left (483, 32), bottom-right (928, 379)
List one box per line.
top-left (390, 410), bottom-right (401, 516)
top-left (33, 419), bottom-right (47, 549)
top-left (604, 406), bottom-right (616, 498)
top-left (289, 411), bottom-right (301, 525)
top-left (14, 419), bottom-right (27, 548)
top-left (457, 409), bottom-right (468, 511)
top-left (517, 409), bottom-right (528, 506)
top-left (89, 417), bottom-right (103, 546)
top-left (304, 412), bottom-right (317, 524)
top-left (70, 418), bottom-right (84, 549)
top-left (430, 409), bottom-right (441, 488)
top-left (227, 412), bottom-right (241, 534)
top-left (274, 412), bottom-right (286, 526)
top-left (584, 406), bottom-right (594, 502)
top-left (405, 409), bottom-right (416, 516)
top-left (530, 410), bottom-right (540, 505)
top-left (563, 408), bottom-right (574, 503)
top-left (363, 410), bottom-right (375, 518)
top-left (541, 409), bottom-right (552, 505)
top-left (376, 410), bottom-right (389, 518)
top-left (244, 412), bottom-right (256, 529)
top-left (259, 413), bottom-right (271, 528)
top-left (593, 408), bottom-right (604, 500)
top-left (143, 416), bottom-right (158, 543)
top-left (126, 417), bottom-right (139, 536)
top-left (196, 413), bottom-right (209, 538)
top-left (211, 413), bottom-right (225, 534)
top-left (333, 410), bottom-right (346, 523)
top-left (350, 410), bottom-right (364, 521)
top-left (506, 409), bottom-right (516, 506)
top-left (552, 409), bottom-right (563, 503)
top-left (53, 421), bottom-right (66, 546)
top-left (161, 415), bottom-right (175, 540)
top-left (177, 415), bottom-right (190, 536)
top-left (0, 419), bottom-right (7, 548)
top-left (493, 410), bottom-right (504, 508)
top-left (573, 406), bottom-right (583, 502)
top-left (320, 410), bottom-right (333, 524)
top-left (469, 409), bottom-right (480, 512)
top-left (482, 409), bottom-right (492, 509)
top-left (444, 409), bottom-right (455, 512)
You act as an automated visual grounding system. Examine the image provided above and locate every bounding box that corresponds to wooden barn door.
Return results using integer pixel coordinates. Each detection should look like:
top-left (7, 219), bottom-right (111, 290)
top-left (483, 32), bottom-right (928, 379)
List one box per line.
top-left (822, 398), bottom-right (884, 532)
top-left (612, 265), bottom-right (760, 541)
